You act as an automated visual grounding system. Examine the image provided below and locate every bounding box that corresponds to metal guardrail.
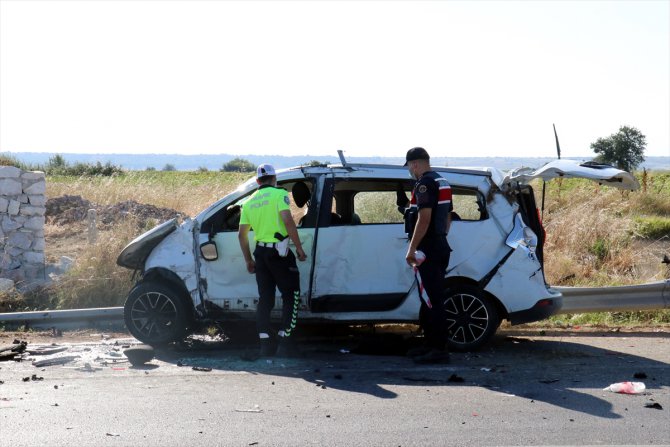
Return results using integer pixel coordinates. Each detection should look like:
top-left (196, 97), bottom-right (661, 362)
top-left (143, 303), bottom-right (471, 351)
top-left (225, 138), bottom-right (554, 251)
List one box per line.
top-left (0, 280), bottom-right (668, 330)
top-left (556, 280), bottom-right (670, 314)
top-left (0, 307), bottom-right (124, 330)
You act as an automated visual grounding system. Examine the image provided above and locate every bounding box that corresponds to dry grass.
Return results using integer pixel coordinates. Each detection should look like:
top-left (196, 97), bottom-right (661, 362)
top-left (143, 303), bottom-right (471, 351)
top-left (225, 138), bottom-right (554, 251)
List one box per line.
top-left (46, 171), bottom-right (249, 216)
top-left (540, 176), bottom-right (670, 287)
top-left (7, 171), bottom-right (668, 321)
top-left (42, 219), bottom-right (141, 309)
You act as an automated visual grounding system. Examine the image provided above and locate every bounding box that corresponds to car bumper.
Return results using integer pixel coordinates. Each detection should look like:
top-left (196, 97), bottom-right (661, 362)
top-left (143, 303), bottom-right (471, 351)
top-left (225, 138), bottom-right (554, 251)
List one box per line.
top-left (508, 296), bottom-right (563, 325)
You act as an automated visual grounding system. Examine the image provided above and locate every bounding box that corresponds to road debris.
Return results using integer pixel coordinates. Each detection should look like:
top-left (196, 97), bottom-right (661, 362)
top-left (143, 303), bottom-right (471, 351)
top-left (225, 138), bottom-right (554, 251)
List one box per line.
top-left (645, 402), bottom-right (663, 410)
top-left (27, 346), bottom-right (69, 356)
top-left (235, 405), bottom-right (262, 413)
top-left (603, 381), bottom-right (646, 394)
top-left (123, 345), bottom-right (155, 366)
top-left (22, 375), bottom-right (43, 382)
top-left (33, 355), bottom-right (79, 367)
top-left (0, 341), bottom-right (27, 361)
top-left (73, 363), bottom-right (103, 372)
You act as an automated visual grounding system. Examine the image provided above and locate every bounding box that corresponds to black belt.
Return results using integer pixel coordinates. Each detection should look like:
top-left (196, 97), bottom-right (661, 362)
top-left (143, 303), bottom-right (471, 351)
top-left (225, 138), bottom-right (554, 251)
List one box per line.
top-left (256, 242), bottom-right (277, 248)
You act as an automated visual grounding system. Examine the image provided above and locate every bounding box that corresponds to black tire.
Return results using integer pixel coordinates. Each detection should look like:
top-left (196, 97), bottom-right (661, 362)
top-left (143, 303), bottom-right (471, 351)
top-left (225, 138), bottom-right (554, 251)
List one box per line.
top-left (442, 284), bottom-right (499, 352)
top-left (124, 281), bottom-right (192, 345)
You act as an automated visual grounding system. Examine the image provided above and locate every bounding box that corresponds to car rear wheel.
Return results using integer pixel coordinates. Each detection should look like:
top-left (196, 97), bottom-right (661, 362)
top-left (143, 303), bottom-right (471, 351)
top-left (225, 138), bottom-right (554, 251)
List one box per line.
top-left (124, 281), bottom-right (191, 345)
top-left (442, 284), bottom-right (499, 352)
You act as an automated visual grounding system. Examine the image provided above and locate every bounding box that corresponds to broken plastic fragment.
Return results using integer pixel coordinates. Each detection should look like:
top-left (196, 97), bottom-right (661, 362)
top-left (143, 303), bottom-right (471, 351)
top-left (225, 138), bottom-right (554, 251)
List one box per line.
top-left (33, 355), bottom-right (79, 367)
top-left (75, 363), bottom-right (102, 372)
top-left (235, 405), bottom-right (262, 413)
top-left (603, 381), bottom-right (645, 394)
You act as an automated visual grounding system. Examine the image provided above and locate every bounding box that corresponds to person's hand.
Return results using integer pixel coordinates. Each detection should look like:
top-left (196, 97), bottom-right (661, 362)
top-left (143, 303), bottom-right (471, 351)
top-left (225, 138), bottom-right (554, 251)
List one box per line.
top-left (246, 259), bottom-right (256, 273)
top-left (296, 247), bottom-right (307, 262)
top-left (405, 248), bottom-right (417, 267)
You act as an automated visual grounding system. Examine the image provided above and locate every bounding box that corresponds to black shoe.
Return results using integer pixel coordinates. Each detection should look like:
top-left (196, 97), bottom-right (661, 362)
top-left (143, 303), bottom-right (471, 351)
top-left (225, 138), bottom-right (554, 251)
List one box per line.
top-left (275, 337), bottom-right (301, 358)
top-left (412, 348), bottom-right (450, 364)
top-left (259, 338), bottom-right (276, 357)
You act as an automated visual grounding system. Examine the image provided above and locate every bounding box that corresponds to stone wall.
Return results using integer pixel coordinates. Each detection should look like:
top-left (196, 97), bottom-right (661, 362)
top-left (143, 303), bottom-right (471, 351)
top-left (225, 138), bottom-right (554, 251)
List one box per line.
top-left (0, 166), bottom-right (46, 287)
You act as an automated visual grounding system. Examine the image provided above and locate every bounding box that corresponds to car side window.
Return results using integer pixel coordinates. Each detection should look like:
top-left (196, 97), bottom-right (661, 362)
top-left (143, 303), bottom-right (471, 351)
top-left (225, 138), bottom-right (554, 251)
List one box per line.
top-left (451, 187), bottom-right (487, 221)
top-left (330, 179), bottom-right (413, 226)
top-left (201, 180), bottom-right (315, 234)
top-left (321, 178), bottom-right (489, 227)
top-left (354, 191), bottom-right (405, 224)
top-left (200, 195), bottom-right (250, 234)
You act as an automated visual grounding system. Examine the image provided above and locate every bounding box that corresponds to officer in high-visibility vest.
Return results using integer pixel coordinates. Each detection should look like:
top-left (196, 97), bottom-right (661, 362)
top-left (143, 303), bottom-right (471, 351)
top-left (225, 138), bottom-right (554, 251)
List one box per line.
top-left (238, 164), bottom-right (307, 357)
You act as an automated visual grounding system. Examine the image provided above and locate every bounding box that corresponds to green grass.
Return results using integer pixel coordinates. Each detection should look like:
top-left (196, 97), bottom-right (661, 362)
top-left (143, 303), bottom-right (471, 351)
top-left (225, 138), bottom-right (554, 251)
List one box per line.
top-left (548, 310), bottom-right (670, 326)
top-left (634, 216), bottom-right (670, 239)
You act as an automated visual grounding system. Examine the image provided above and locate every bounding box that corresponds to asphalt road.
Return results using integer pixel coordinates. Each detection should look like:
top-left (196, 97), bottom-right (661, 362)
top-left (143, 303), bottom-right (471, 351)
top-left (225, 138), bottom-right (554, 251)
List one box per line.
top-left (1, 327), bottom-right (669, 447)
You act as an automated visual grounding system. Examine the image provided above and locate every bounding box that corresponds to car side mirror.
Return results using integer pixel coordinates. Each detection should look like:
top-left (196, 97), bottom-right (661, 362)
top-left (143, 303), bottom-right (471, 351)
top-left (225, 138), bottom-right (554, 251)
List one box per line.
top-left (200, 241), bottom-right (219, 261)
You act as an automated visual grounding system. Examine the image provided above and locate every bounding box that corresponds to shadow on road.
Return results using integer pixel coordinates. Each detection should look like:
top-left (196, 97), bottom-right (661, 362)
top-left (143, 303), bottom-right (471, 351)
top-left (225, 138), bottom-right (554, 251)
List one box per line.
top-left (151, 326), bottom-right (669, 419)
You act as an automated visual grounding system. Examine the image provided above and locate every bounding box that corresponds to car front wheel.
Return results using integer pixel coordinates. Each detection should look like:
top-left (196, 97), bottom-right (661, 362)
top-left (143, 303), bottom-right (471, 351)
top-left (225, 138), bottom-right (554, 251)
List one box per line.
top-left (442, 284), bottom-right (499, 352)
top-left (124, 281), bottom-right (191, 345)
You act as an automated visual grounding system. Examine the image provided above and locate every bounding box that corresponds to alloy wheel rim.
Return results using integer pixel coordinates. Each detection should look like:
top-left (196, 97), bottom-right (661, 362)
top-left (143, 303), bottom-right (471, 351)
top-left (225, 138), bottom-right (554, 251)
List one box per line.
top-left (130, 291), bottom-right (178, 339)
top-left (444, 292), bottom-right (490, 346)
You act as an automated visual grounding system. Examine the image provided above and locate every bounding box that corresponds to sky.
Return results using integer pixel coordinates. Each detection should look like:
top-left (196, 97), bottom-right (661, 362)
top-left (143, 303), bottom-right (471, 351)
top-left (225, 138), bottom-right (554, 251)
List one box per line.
top-left (0, 0), bottom-right (668, 159)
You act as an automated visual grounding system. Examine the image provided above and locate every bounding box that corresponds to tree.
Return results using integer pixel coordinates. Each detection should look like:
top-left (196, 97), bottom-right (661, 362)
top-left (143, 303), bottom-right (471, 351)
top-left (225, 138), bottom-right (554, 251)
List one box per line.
top-left (162, 163), bottom-right (177, 171)
top-left (221, 158), bottom-right (256, 172)
top-left (590, 125), bottom-right (646, 172)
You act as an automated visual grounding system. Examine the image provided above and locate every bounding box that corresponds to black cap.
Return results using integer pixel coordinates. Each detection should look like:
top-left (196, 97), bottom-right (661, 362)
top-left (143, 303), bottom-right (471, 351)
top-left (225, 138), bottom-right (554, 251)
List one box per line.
top-left (404, 147), bottom-right (430, 166)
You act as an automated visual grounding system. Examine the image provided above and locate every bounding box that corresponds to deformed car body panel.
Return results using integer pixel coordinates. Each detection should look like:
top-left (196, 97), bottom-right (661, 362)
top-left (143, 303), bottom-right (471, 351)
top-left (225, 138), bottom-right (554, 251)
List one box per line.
top-left (503, 159), bottom-right (639, 191)
top-left (116, 218), bottom-right (179, 270)
top-left (143, 220), bottom-right (200, 306)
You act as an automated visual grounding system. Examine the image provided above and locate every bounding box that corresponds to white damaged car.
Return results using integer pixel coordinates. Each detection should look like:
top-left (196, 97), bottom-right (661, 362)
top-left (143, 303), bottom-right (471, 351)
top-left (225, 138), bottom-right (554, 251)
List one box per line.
top-left (117, 157), bottom-right (638, 350)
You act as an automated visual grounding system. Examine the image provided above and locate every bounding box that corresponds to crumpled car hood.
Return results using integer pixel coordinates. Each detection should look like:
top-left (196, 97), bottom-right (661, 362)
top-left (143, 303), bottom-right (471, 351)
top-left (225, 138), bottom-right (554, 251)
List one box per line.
top-left (116, 218), bottom-right (179, 270)
top-left (501, 159), bottom-right (639, 191)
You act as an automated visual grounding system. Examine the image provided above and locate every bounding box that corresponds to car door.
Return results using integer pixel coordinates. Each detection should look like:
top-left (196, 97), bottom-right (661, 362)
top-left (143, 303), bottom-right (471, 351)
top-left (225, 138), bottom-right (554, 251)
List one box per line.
top-left (309, 177), bottom-right (415, 312)
top-left (197, 178), bottom-right (316, 310)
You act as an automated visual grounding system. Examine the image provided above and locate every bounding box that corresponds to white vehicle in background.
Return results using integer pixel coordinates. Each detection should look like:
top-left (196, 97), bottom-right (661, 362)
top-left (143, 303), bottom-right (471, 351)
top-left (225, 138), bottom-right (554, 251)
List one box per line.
top-left (117, 155), bottom-right (638, 351)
